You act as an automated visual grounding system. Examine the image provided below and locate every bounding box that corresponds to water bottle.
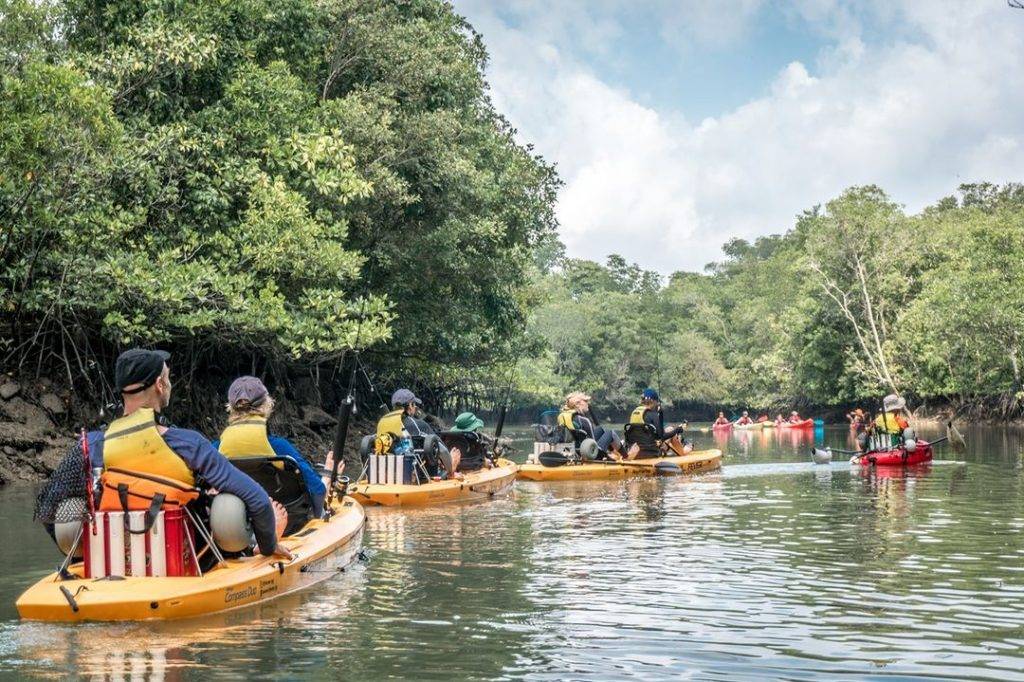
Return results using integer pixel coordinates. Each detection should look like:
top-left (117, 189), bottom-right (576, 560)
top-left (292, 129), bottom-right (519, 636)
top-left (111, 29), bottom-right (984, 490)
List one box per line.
top-left (394, 430), bottom-right (412, 456)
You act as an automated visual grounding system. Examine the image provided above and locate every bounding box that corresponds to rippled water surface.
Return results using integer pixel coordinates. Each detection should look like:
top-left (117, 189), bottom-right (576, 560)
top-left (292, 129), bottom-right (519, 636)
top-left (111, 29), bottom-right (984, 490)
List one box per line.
top-left (1, 424), bottom-right (1023, 680)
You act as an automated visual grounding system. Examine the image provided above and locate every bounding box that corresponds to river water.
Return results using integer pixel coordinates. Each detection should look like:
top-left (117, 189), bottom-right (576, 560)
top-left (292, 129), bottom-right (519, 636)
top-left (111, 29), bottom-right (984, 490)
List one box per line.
top-left (0, 424), bottom-right (1022, 680)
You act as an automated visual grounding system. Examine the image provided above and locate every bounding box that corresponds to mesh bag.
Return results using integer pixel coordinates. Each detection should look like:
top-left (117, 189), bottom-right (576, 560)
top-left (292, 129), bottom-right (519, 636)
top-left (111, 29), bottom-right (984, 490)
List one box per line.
top-left (34, 442), bottom-right (88, 524)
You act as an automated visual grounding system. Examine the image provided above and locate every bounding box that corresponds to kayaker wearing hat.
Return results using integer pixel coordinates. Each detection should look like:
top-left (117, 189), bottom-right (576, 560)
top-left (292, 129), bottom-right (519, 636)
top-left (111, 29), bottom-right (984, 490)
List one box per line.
top-left (713, 411), bottom-right (730, 427)
top-left (847, 408), bottom-right (867, 432)
top-left (736, 411), bottom-right (753, 426)
top-left (557, 392), bottom-right (625, 460)
top-left (787, 410), bottom-right (804, 424)
top-left (58, 349), bottom-right (290, 559)
top-left (626, 389), bottom-right (687, 459)
top-left (448, 411), bottom-right (495, 471)
top-left (214, 376), bottom-right (330, 517)
top-left (874, 394), bottom-right (910, 435)
top-left (376, 388), bottom-right (461, 477)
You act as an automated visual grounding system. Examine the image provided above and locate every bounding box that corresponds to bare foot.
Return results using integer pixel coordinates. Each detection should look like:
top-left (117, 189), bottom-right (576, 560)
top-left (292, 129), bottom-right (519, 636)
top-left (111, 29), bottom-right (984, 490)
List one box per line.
top-left (272, 500), bottom-right (288, 539)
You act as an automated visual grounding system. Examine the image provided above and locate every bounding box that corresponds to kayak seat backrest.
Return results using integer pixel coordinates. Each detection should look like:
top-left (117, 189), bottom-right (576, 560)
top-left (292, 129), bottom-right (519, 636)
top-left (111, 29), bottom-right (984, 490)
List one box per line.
top-left (623, 423), bottom-right (660, 457)
top-left (226, 456), bottom-right (313, 536)
top-left (439, 431), bottom-right (488, 472)
top-left (533, 423), bottom-right (560, 444)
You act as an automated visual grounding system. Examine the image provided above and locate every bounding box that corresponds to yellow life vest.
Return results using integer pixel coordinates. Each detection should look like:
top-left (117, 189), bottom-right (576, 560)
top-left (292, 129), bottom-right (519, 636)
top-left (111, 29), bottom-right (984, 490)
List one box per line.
top-left (218, 417), bottom-right (276, 458)
top-left (874, 412), bottom-right (907, 435)
top-left (557, 409), bottom-right (577, 431)
top-left (103, 408), bottom-right (194, 486)
top-left (629, 405), bottom-right (647, 425)
top-left (375, 409), bottom-right (405, 455)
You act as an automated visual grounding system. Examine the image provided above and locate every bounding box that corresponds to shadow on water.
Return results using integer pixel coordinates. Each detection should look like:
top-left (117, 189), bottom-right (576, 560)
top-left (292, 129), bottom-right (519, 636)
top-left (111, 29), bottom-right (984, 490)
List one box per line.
top-left (0, 424), bottom-right (1021, 679)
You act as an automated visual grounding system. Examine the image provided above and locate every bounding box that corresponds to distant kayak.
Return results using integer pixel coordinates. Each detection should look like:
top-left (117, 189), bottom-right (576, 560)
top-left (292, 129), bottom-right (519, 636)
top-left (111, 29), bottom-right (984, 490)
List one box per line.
top-left (780, 419), bottom-right (814, 429)
top-left (712, 423), bottom-right (733, 431)
top-left (857, 441), bottom-right (933, 467)
top-left (734, 422), bottom-right (764, 431)
top-left (517, 449), bottom-right (721, 482)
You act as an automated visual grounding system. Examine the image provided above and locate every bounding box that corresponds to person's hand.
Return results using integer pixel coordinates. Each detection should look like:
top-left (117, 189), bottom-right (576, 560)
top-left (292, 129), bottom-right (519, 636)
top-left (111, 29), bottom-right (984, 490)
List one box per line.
top-left (272, 500), bottom-right (288, 539)
top-left (272, 543), bottom-right (294, 561)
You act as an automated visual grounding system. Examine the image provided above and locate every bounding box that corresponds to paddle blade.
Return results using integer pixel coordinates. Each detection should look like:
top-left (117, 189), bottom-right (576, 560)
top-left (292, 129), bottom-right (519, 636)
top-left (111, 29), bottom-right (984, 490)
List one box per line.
top-left (947, 421), bottom-right (966, 454)
top-left (810, 447), bottom-right (832, 465)
top-left (653, 461), bottom-right (682, 475)
top-left (538, 451), bottom-right (570, 468)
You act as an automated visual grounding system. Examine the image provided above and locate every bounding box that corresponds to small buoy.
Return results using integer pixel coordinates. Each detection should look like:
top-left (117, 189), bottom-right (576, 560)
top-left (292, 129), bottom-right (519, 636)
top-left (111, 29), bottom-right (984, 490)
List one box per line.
top-left (210, 493), bottom-right (254, 552)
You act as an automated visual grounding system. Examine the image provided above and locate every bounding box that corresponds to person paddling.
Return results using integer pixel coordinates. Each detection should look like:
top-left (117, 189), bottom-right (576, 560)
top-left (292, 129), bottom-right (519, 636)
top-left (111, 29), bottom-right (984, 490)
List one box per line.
top-left (214, 376), bottom-right (330, 517)
top-left (787, 410), bottom-right (804, 424)
top-left (63, 349), bottom-right (291, 559)
top-left (557, 392), bottom-right (625, 460)
top-left (625, 389), bottom-right (688, 459)
top-left (713, 411), bottom-right (731, 427)
top-left (735, 411), bottom-right (753, 426)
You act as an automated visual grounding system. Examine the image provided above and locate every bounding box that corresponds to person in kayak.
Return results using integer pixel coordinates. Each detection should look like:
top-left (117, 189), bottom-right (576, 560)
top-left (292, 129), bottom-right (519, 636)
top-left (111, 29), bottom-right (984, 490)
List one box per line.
top-left (847, 408), bottom-right (867, 431)
top-left (71, 349), bottom-right (290, 559)
top-left (625, 388), bottom-right (688, 459)
top-left (873, 395), bottom-right (909, 433)
top-left (214, 376), bottom-right (330, 517)
top-left (787, 411), bottom-right (804, 424)
top-left (557, 392), bottom-right (625, 460)
top-left (774, 413), bottom-right (785, 426)
top-left (735, 411), bottom-right (753, 426)
top-left (446, 411), bottom-right (496, 471)
top-left (377, 388), bottom-right (461, 478)
top-left (713, 412), bottom-right (731, 427)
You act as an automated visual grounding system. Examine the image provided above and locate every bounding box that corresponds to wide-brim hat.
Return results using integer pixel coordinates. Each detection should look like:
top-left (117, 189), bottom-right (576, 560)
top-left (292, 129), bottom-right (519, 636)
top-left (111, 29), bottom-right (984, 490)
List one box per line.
top-left (882, 394), bottom-right (906, 412)
top-left (451, 411), bottom-right (484, 433)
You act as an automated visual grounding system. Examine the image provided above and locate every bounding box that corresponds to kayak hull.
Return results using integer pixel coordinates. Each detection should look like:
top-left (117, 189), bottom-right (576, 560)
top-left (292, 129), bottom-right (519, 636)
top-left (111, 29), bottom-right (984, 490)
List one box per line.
top-left (734, 422), bottom-right (764, 431)
top-left (517, 449), bottom-right (722, 482)
top-left (16, 496), bottom-right (365, 622)
top-left (858, 441), bottom-right (933, 467)
top-left (349, 459), bottom-right (517, 506)
top-left (780, 418), bottom-right (815, 429)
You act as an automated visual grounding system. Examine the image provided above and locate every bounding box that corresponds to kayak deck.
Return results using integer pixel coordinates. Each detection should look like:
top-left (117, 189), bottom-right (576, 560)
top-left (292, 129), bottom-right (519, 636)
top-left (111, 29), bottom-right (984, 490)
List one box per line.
top-left (16, 497), bottom-right (365, 622)
top-left (517, 449), bottom-right (721, 482)
top-left (348, 459), bottom-right (517, 506)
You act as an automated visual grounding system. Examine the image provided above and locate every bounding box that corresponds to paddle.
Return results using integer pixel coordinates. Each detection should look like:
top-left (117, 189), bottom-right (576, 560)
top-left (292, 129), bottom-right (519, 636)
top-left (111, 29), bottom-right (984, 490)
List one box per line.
top-left (811, 429), bottom-right (964, 463)
top-left (946, 421), bottom-right (967, 454)
top-left (537, 450), bottom-right (682, 475)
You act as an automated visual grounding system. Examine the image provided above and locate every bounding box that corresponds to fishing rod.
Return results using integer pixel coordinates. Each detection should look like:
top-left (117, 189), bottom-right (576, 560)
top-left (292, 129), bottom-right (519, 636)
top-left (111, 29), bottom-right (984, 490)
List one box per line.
top-left (326, 300), bottom-right (368, 515)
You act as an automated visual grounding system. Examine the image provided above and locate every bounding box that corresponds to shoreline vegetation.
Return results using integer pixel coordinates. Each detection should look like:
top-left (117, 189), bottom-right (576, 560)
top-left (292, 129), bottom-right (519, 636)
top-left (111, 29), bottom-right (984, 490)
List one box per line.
top-left (3, 1), bottom-right (1022, 481)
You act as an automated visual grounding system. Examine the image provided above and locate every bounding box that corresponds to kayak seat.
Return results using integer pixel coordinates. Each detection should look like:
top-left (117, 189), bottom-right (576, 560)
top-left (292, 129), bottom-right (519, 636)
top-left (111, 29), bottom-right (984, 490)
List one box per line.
top-left (623, 423), bottom-right (660, 458)
top-left (224, 456), bottom-right (313, 535)
top-left (438, 431), bottom-right (490, 472)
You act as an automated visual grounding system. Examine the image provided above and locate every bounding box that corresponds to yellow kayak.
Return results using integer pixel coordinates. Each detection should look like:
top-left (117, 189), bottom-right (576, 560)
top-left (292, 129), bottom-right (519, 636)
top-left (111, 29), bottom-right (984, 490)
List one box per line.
top-left (517, 449), bottom-right (721, 482)
top-left (348, 458), bottom-right (517, 506)
top-left (17, 496), bottom-right (365, 622)
top-left (734, 422), bottom-right (764, 430)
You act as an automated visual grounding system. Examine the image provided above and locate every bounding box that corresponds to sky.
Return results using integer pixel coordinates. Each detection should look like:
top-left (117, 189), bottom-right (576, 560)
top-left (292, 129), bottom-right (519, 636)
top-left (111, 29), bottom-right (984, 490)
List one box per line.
top-left (452, 0), bottom-right (1024, 274)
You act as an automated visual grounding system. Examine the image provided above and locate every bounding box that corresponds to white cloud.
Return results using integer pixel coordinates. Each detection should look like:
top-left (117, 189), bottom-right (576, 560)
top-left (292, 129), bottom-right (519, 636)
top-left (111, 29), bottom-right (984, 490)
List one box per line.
top-left (454, 1), bottom-right (1024, 274)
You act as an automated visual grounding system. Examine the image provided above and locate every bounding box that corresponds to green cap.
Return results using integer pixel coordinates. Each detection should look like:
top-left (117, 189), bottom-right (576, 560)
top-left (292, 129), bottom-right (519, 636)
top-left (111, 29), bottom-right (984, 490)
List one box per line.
top-left (451, 411), bottom-right (484, 433)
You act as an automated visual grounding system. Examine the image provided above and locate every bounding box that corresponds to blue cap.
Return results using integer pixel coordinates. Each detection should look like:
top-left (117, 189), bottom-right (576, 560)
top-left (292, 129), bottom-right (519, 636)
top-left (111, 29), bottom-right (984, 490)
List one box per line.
top-left (391, 388), bottom-right (421, 407)
top-left (642, 388), bottom-right (660, 401)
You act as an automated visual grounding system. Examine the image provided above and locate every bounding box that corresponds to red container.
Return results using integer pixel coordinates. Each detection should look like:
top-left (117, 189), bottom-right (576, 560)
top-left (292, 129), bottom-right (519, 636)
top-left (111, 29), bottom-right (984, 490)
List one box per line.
top-left (83, 508), bottom-right (196, 578)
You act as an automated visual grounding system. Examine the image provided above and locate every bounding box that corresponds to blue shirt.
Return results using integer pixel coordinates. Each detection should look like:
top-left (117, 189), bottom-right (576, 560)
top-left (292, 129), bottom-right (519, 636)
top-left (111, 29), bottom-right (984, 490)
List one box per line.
top-left (211, 435), bottom-right (327, 517)
top-left (88, 427), bottom-right (279, 556)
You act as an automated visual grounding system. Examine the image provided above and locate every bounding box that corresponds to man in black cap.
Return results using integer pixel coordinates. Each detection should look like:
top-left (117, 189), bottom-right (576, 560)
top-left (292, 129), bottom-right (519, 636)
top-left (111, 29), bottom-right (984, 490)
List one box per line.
top-left (84, 349), bottom-right (291, 559)
top-left (375, 388), bottom-right (460, 477)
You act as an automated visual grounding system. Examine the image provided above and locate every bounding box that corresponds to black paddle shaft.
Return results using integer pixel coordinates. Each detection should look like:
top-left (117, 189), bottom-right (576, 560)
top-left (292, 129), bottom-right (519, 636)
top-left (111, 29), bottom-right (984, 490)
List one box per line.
top-left (328, 351), bottom-right (360, 506)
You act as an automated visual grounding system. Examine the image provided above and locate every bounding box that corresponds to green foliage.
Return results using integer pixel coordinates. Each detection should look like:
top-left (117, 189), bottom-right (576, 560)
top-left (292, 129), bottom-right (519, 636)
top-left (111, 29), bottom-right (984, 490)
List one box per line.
top-left (524, 183), bottom-right (1024, 413)
top-left (2, 0), bottom-right (557, 382)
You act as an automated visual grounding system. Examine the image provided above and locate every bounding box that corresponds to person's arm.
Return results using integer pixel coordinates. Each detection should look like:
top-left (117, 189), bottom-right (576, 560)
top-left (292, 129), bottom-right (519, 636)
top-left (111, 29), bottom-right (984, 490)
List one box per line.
top-left (644, 410), bottom-right (665, 440)
top-left (166, 430), bottom-right (279, 556)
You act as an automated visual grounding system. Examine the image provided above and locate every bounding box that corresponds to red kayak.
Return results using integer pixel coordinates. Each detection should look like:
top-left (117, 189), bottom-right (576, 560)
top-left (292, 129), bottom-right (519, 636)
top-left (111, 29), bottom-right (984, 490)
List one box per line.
top-left (780, 418), bottom-right (814, 429)
top-left (712, 422), bottom-right (732, 431)
top-left (858, 440), bottom-right (933, 467)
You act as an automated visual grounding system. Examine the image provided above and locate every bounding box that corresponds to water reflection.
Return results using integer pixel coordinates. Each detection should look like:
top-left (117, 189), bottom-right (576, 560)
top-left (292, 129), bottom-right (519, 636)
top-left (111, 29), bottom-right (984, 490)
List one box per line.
top-left (0, 426), bottom-right (1022, 679)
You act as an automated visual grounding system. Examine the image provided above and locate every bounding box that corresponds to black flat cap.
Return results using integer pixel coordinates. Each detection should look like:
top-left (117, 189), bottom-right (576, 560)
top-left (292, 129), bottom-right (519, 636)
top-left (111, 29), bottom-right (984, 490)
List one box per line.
top-left (115, 349), bottom-right (170, 394)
